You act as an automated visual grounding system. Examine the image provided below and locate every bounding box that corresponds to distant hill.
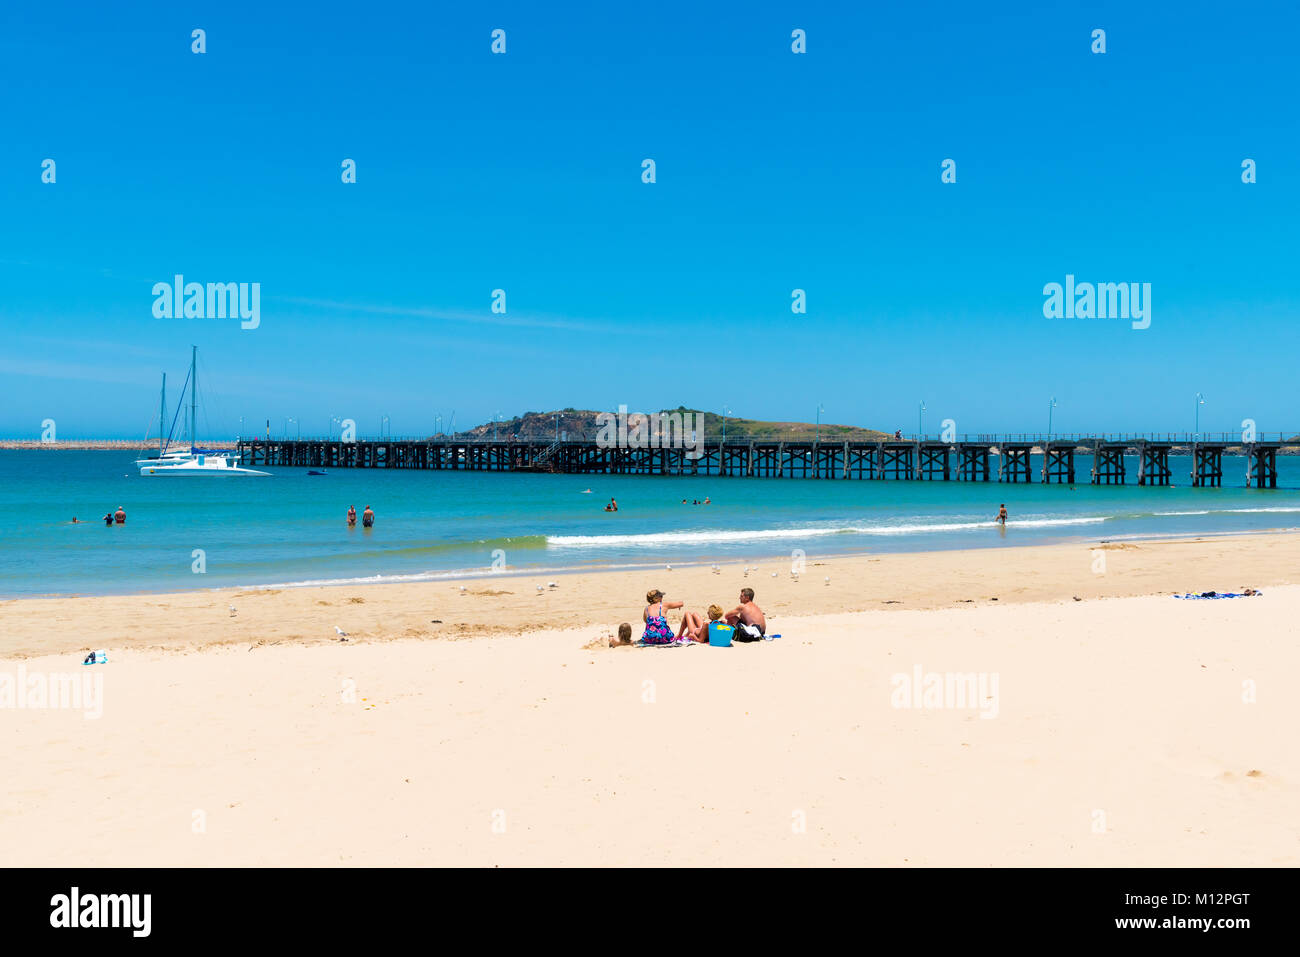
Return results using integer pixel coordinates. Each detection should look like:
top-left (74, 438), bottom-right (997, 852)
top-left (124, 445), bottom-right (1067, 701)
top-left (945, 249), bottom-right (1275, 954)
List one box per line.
top-left (457, 407), bottom-right (888, 442)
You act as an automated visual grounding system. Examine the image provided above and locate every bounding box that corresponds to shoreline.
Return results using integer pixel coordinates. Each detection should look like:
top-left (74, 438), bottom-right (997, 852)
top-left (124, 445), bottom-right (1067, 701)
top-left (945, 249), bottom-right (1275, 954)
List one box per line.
top-left (2, 530), bottom-right (1296, 659)
top-left (5, 523), bottom-right (1299, 604)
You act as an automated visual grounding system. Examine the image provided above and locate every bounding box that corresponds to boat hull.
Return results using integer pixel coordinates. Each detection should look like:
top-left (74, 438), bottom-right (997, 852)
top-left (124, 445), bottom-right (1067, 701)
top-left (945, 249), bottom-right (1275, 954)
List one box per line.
top-left (140, 464), bottom-right (269, 477)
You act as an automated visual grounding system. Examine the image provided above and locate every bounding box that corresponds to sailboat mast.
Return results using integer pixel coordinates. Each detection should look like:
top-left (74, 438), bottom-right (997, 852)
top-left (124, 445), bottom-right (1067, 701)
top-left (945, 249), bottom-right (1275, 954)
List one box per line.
top-left (190, 346), bottom-right (197, 447)
top-left (160, 373), bottom-right (166, 453)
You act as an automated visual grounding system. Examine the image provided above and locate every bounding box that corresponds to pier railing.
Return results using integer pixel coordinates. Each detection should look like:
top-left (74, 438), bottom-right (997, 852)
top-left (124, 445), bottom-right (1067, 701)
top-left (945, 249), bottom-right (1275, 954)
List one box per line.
top-left (234, 432), bottom-right (1294, 487)
top-left (247, 431), bottom-right (1296, 446)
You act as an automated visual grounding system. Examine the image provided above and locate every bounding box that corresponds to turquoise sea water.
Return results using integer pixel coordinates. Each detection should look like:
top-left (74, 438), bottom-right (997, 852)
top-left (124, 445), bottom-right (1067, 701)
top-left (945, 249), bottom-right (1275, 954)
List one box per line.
top-left (3, 450), bottom-right (1300, 597)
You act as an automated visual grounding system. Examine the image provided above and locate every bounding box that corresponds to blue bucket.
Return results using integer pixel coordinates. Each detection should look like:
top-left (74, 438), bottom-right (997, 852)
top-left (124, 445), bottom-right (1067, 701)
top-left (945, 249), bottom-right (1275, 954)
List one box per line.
top-left (708, 622), bottom-right (734, 647)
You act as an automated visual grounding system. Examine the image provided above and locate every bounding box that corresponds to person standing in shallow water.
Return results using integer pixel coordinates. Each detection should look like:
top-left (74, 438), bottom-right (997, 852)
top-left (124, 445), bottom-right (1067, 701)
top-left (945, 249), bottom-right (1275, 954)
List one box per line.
top-left (347, 505), bottom-right (357, 527)
top-left (997, 504), bottom-right (1008, 526)
top-left (362, 506), bottom-right (374, 528)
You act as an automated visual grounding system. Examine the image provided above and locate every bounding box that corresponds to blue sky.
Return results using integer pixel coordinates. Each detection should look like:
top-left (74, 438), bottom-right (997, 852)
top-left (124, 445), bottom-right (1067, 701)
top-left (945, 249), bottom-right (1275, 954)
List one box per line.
top-left (1, 1), bottom-right (1296, 439)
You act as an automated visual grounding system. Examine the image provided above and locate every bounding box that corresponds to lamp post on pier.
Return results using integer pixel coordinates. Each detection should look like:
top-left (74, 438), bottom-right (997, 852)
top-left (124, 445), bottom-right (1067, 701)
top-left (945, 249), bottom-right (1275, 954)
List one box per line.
top-left (815, 403), bottom-right (824, 443)
top-left (1195, 393), bottom-right (1206, 439)
top-left (918, 400), bottom-right (927, 439)
top-left (1047, 397), bottom-right (1057, 440)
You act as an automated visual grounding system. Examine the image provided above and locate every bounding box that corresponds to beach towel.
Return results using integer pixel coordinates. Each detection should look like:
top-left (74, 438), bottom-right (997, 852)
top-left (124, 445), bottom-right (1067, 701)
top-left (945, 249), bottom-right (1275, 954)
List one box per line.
top-left (634, 637), bottom-right (694, 648)
top-left (1173, 591), bottom-right (1261, 600)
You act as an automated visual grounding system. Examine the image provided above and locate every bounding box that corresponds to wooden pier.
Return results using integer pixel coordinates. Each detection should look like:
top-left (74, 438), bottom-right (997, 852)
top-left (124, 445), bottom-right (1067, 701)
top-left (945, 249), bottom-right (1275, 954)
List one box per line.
top-left (237, 433), bottom-right (1295, 487)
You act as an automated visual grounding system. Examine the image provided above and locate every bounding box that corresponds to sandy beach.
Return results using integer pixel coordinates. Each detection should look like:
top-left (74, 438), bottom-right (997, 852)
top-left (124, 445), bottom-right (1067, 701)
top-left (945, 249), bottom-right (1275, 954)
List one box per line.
top-left (1, 533), bottom-right (1297, 866)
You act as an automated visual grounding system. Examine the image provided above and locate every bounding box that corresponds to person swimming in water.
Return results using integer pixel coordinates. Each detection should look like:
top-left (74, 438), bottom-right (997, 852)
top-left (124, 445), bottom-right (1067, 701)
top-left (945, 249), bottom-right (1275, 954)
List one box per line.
top-left (604, 498), bottom-right (618, 512)
top-left (103, 513), bottom-right (114, 526)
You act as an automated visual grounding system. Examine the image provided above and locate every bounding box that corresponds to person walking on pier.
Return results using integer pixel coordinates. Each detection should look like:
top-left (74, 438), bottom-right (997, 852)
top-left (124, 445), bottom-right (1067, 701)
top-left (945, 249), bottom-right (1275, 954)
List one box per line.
top-left (997, 504), bottom-right (1008, 526)
top-left (362, 506), bottom-right (375, 528)
top-left (347, 506), bottom-right (357, 527)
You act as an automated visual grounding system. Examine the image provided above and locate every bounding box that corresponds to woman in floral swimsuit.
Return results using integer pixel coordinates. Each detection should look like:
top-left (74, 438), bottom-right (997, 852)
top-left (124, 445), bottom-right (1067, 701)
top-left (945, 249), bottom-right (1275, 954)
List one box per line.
top-left (641, 589), bottom-right (687, 644)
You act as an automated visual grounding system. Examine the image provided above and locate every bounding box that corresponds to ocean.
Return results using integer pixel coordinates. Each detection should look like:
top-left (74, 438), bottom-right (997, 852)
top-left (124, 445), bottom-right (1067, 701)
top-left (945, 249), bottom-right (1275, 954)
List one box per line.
top-left (4, 450), bottom-right (1299, 597)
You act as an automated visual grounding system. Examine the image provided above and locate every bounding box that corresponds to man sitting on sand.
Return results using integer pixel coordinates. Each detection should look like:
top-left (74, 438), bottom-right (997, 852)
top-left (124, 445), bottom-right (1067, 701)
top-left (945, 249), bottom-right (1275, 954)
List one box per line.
top-left (724, 587), bottom-right (766, 641)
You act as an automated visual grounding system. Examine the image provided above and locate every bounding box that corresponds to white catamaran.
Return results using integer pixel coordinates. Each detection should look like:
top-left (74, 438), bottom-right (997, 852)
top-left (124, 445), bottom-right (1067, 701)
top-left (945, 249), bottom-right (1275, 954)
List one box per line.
top-left (138, 347), bottom-right (269, 477)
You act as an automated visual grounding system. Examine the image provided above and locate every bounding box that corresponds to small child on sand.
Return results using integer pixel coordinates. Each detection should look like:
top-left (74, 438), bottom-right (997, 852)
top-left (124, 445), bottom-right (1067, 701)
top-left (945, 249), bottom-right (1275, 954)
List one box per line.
top-left (610, 622), bottom-right (633, 647)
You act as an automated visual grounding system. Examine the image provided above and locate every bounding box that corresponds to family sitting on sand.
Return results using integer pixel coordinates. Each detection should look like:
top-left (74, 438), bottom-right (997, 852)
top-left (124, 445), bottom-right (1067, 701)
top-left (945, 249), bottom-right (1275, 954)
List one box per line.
top-left (612, 587), bottom-right (766, 646)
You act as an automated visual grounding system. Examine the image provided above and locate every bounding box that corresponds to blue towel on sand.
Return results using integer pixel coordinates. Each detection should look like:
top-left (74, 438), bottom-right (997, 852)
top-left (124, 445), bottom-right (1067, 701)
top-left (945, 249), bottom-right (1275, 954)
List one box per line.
top-left (1173, 591), bottom-right (1260, 600)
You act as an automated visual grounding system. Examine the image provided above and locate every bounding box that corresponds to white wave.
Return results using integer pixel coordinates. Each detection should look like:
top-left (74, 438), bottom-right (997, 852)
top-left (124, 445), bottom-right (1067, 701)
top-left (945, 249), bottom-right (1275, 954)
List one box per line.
top-left (1156, 507), bottom-right (1300, 516)
top-left (246, 569), bottom-right (486, 589)
top-left (547, 516), bottom-right (1107, 548)
top-left (548, 527), bottom-right (846, 547)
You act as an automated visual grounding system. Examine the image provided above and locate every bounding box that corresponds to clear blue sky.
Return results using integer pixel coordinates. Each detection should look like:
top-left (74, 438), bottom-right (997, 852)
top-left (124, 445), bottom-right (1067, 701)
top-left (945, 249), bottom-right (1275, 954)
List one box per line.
top-left (1, 1), bottom-right (1296, 439)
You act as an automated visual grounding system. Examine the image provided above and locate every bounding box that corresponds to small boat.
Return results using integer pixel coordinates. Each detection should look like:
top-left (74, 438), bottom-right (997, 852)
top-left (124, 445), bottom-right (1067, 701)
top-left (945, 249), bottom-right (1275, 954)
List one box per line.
top-left (141, 453), bottom-right (269, 477)
top-left (139, 347), bottom-right (269, 478)
top-left (307, 470), bottom-right (327, 476)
